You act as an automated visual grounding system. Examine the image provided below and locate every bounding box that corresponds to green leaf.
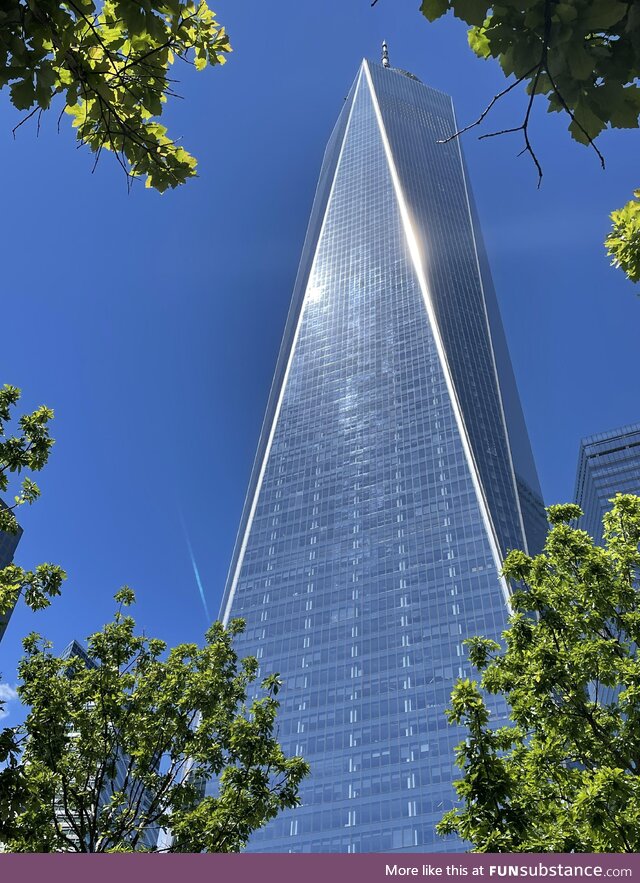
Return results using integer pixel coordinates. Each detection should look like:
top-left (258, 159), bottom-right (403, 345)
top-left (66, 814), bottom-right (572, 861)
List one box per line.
top-left (499, 40), bottom-right (540, 79)
top-left (606, 193), bottom-right (640, 284)
top-left (451, 0), bottom-right (490, 27)
top-left (555, 3), bottom-right (578, 24)
top-left (608, 86), bottom-right (640, 129)
top-left (583, 0), bottom-right (628, 30)
top-left (36, 63), bottom-right (57, 92)
top-left (468, 26), bottom-right (491, 58)
top-left (114, 586), bottom-right (136, 606)
top-left (10, 78), bottom-right (35, 110)
top-left (569, 97), bottom-right (607, 144)
top-left (567, 44), bottom-right (595, 81)
top-left (420, 0), bottom-right (449, 22)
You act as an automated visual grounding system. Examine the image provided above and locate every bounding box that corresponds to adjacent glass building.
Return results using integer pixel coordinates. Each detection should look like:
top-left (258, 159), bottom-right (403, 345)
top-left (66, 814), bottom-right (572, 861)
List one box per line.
top-left (57, 640), bottom-right (160, 851)
top-left (219, 57), bottom-right (545, 852)
top-left (575, 422), bottom-right (640, 544)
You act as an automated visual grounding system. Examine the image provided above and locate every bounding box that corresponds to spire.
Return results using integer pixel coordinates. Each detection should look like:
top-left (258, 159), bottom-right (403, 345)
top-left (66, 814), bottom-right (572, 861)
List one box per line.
top-left (382, 40), bottom-right (390, 68)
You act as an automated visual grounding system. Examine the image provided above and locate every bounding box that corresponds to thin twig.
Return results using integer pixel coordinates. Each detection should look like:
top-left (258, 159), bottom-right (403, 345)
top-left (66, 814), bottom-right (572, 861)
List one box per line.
top-left (57, 103), bottom-right (66, 134)
top-left (431, 0), bottom-right (606, 182)
top-left (12, 106), bottom-right (40, 137)
top-left (438, 65), bottom-right (539, 145)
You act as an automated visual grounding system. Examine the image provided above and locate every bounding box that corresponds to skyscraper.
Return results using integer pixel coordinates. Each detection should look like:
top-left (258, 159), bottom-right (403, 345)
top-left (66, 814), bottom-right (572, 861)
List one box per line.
top-left (575, 422), bottom-right (640, 544)
top-left (219, 54), bottom-right (545, 853)
top-left (0, 500), bottom-right (23, 642)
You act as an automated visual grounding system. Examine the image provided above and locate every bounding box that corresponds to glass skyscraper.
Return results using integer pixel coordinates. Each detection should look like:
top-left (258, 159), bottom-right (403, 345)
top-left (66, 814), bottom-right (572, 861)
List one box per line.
top-left (575, 422), bottom-right (640, 544)
top-left (219, 56), bottom-right (545, 853)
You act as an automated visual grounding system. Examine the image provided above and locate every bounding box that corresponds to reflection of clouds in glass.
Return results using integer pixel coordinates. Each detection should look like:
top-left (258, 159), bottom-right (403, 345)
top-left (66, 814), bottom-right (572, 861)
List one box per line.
top-left (0, 683), bottom-right (18, 720)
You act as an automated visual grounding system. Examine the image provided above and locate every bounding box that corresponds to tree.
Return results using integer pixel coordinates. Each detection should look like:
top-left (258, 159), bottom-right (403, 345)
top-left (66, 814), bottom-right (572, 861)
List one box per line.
top-left (1, 1), bottom-right (231, 191)
top-left (417, 0), bottom-right (640, 285)
top-left (1, 588), bottom-right (309, 852)
top-left (0, 384), bottom-right (66, 627)
top-left (437, 494), bottom-right (640, 852)
top-left (0, 383), bottom-right (66, 835)
top-left (607, 189), bottom-right (640, 282)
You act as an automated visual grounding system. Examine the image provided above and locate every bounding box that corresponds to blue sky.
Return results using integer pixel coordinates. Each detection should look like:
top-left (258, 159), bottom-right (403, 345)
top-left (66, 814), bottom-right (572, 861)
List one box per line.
top-left (0, 1), bottom-right (638, 707)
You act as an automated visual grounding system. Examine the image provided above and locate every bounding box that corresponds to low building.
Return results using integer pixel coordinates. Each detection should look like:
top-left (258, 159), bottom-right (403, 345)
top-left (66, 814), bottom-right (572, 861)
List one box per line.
top-left (574, 422), bottom-right (640, 544)
top-left (57, 640), bottom-right (160, 851)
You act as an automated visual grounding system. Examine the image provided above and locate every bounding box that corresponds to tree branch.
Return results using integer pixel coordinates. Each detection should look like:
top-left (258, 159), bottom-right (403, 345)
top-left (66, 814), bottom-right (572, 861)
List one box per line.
top-left (434, 0), bottom-right (606, 183)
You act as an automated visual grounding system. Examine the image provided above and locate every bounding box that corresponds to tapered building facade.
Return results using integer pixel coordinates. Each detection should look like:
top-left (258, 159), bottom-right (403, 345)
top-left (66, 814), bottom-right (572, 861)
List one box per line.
top-left (219, 57), bottom-right (545, 852)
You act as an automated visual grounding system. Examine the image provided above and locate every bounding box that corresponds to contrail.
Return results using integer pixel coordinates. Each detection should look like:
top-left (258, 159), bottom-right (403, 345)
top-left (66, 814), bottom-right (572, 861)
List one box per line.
top-left (178, 510), bottom-right (211, 622)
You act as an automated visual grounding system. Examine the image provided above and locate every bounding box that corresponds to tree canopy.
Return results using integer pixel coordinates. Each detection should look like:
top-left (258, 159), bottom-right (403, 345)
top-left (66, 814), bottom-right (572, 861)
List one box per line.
top-left (419, 0), bottom-right (640, 285)
top-left (0, 383), bottom-right (66, 834)
top-left (0, 1), bottom-right (231, 191)
top-left (0, 384), bottom-right (65, 630)
top-left (0, 386), bottom-right (307, 851)
top-left (1, 590), bottom-right (309, 852)
top-left (438, 494), bottom-right (640, 852)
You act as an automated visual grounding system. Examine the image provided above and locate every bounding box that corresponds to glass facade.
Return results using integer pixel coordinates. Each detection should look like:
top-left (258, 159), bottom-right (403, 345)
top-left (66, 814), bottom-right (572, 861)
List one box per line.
top-left (219, 60), bottom-right (544, 852)
top-left (575, 422), bottom-right (640, 545)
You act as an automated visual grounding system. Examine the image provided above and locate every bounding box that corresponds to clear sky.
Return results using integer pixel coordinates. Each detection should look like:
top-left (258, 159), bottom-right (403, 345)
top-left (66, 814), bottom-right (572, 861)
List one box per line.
top-left (1, 1), bottom-right (638, 711)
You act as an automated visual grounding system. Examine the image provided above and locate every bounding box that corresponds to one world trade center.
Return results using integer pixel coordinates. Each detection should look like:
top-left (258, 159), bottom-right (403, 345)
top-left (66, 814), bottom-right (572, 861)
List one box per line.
top-left (219, 50), bottom-right (546, 853)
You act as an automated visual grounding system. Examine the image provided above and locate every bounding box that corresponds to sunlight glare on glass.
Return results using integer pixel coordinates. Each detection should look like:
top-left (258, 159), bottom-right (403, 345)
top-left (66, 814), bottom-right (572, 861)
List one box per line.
top-left (307, 284), bottom-right (324, 303)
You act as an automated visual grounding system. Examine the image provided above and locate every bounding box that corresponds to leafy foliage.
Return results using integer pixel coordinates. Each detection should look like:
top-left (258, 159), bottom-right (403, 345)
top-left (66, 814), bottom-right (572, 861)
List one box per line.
top-left (606, 190), bottom-right (640, 283)
top-left (420, 0), bottom-right (640, 144)
top-left (0, 1), bottom-right (231, 191)
top-left (437, 494), bottom-right (640, 852)
top-left (0, 384), bottom-right (65, 625)
top-left (0, 384), bottom-right (66, 833)
top-left (1, 592), bottom-right (309, 852)
top-left (419, 0), bottom-right (640, 286)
